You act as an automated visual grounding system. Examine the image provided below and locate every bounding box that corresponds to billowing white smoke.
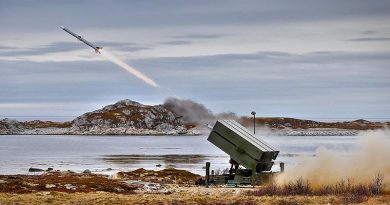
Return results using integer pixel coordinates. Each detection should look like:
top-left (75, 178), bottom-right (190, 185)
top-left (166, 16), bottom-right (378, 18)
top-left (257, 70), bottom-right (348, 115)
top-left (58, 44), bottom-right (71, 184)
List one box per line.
top-left (276, 129), bottom-right (390, 188)
top-left (101, 50), bottom-right (159, 88)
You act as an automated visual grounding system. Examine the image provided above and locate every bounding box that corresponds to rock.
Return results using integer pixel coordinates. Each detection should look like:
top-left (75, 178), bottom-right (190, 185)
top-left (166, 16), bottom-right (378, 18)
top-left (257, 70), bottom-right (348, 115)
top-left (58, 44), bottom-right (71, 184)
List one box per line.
top-left (0, 118), bottom-right (24, 134)
top-left (144, 183), bottom-right (160, 191)
top-left (23, 182), bottom-right (39, 187)
top-left (114, 187), bottom-right (124, 192)
top-left (45, 184), bottom-right (56, 188)
top-left (47, 167), bottom-right (54, 171)
top-left (162, 190), bottom-right (172, 195)
top-left (0, 179), bottom-right (7, 184)
top-left (195, 178), bottom-right (205, 186)
top-left (83, 169), bottom-right (92, 174)
top-left (122, 109), bottom-right (131, 115)
top-left (109, 173), bottom-right (119, 180)
top-left (28, 167), bottom-right (44, 172)
top-left (37, 191), bottom-right (51, 196)
top-left (64, 184), bottom-right (77, 190)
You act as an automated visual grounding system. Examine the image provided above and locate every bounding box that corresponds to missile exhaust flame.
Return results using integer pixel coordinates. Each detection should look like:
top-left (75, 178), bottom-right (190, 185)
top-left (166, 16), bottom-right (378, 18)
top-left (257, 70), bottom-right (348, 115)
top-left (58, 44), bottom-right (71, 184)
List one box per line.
top-left (100, 50), bottom-right (159, 88)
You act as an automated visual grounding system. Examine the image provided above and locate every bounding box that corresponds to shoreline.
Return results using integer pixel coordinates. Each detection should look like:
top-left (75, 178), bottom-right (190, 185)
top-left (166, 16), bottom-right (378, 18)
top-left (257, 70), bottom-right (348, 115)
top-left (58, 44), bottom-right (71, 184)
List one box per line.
top-left (0, 127), bottom-right (377, 136)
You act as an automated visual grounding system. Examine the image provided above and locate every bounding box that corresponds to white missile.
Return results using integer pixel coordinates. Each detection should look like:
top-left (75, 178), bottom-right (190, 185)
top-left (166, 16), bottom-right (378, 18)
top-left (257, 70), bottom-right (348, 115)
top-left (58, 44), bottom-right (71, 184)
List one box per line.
top-left (61, 26), bottom-right (102, 54)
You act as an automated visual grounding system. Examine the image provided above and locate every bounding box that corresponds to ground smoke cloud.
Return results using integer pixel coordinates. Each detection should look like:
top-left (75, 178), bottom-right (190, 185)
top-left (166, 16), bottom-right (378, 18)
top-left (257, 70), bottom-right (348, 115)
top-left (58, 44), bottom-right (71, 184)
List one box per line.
top-left (101, 50), bottom-right (159, 87)
top-left (162, 97), bottom-right (239, 126)
top-left (276, 129), bottom-right (390, 188)
top-left (163, 97), bottom-right (214, 125)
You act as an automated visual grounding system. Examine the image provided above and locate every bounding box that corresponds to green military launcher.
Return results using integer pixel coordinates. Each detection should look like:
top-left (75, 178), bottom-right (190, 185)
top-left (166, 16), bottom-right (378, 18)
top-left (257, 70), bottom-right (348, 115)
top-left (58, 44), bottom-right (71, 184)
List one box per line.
top-left (207, 120), bottom-right (279, 186)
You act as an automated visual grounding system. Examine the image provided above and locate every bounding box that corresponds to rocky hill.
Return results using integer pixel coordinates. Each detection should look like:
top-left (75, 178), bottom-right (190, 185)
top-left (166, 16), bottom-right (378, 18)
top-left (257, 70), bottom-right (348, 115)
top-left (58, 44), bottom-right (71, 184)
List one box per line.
top-left (1, 99), bottom-right (388, 136)
top-left (70, 99), bottom-right (192, 135)
top-left (239, 117), bottom-right (389, 136)
top-left (0, 99), bottom-right (198, 135)
top-left (240, 117), bottom-right (389, 130)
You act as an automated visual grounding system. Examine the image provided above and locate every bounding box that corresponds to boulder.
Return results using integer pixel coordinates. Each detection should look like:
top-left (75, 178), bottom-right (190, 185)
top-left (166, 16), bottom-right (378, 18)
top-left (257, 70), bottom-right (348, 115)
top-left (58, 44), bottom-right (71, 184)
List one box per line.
top-left (28, 167), bottom-right (44, 172)
top-left (83, 169), bottom-right (92, 174)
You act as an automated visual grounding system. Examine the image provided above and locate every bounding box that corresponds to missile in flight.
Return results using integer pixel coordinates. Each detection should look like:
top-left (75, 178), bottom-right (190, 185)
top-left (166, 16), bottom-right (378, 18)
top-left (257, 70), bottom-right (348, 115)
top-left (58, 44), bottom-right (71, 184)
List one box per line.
top-left (61, 26), bottom-right (102, 54)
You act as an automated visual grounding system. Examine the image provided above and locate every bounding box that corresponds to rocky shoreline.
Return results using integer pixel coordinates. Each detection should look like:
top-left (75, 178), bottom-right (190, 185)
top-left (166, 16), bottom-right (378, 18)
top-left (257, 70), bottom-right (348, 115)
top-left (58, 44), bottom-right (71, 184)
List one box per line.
top-left (0, 125), bottom-right (200, 136)
top-left (0, 126), bottom-right (366, 136)
top-left (268, 128), bottom-right (360, 136)
top-left (0, 99), bottom-right (200, 136)
top-left (1, 99), bottom-right (388, 136)
top-left (0, 123), bottom-right (378, 136)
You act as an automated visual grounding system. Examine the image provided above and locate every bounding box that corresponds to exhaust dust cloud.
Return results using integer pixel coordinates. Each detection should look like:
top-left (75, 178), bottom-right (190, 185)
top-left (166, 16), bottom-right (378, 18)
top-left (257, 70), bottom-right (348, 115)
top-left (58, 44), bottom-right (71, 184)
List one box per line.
top-left (163, 97), bottom-right (239, 125)
top-left (101, 50), bottom-right (159, 88)
top-left (276, 129), bottom-right (390, 187)
top-left (163, 97), bottom-right (215, 125)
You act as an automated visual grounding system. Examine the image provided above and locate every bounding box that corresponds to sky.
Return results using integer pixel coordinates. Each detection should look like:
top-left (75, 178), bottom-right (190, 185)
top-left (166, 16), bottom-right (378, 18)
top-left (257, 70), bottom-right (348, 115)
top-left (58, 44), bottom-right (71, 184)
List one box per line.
top-left (0, 0), bottom-right (390, 121)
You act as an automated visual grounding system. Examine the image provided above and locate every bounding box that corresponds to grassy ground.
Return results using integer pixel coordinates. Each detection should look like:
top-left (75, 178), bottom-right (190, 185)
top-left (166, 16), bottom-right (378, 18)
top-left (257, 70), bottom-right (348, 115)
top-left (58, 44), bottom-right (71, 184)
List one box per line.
top-left (0, 192), bottom-right (389, 205)
top-left (1, 169), bottom-right (389, 204)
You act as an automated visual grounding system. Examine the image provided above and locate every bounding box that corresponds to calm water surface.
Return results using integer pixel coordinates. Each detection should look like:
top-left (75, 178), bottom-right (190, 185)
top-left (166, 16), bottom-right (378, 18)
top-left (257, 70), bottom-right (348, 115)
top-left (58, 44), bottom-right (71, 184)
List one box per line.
top-left (0, 135), bottom-right (359, 175)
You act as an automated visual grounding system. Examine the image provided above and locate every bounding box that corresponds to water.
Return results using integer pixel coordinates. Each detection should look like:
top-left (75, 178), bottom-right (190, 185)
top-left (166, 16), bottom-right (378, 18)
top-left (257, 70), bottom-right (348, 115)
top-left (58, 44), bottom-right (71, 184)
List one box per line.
top-left (0, 135), bottom-right (359, 175)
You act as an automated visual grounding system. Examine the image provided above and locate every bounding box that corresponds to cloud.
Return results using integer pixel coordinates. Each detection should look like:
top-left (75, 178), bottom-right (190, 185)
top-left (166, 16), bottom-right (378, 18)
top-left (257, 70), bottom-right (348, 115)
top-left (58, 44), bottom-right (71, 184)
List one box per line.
top-left (159, 34), bottom-right (228, 48)
top-left (0, 41), bottom-right (150, 57)
top-left (130, 50), bottom-right (390, 116)
top-left (0, 46), bottom-right (20, 50)
top-left (345, 37), bottom-right (390, 42)
top-left (0, 50), bottom-right (389, 118)
top-left (2, 0), bottom-right (390, 32)
top-left (115, 46), bottom-right (151, 52)
top-left (359, 30), bottom-right (378, 35)
top-left (0, 42), bottom-right (83, 56)
top-left (132, 51), bottom-right (390, 70)
top-left (159, 40), bottom-right (193, 45)
top-left (0, 41), bottom-right (150, 62)
top-left (1, 0), bottom-right (390, 119)
top-left (168, 34), bottom-right (227, 39)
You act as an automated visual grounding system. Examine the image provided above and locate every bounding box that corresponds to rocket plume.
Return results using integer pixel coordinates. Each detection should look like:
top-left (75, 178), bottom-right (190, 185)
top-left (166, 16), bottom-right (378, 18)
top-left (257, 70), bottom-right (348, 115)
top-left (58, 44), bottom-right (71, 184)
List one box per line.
top-left (101, 50), bottom-right (159, 88)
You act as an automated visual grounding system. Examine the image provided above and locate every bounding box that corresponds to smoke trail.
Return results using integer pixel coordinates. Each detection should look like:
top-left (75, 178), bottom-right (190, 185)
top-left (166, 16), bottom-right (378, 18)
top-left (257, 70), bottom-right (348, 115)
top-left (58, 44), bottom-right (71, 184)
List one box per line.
top-left (100, 50), bottom-right (159, 88)
top-left (276, 129), bottom-right (390, 188)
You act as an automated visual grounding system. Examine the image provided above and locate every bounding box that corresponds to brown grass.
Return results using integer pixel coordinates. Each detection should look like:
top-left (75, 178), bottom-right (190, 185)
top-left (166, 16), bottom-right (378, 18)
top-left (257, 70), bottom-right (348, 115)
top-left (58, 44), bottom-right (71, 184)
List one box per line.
top-left (117, 168), bottom-right (201, 185)
top-left (0, 192), bottom-right (388, 205)
top-left (247, 173), bottom-right (386, 197)
top-left (240, 117), bottom-right (388, 130)
top-left (0, 172), bottom-right (136, 194)
top-left (1, 170), bottom-right (388, 204)
top-left (23, 120), bottom-right (72, 129)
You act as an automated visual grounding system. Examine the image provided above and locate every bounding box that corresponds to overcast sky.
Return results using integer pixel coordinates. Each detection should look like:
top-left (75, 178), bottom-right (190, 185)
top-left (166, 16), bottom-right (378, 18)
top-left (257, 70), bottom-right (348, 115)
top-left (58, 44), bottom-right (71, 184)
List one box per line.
top-left (1, 0), bottom-right (390, 121)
